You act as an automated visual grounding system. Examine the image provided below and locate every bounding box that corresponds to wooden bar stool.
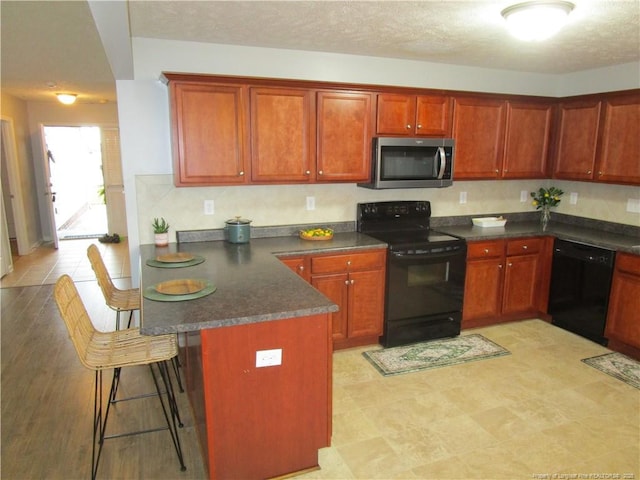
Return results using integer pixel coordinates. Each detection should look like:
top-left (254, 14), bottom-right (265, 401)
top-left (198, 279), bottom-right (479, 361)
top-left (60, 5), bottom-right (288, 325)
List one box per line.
top-left (87, 244), bottom-right (183, 393)
top-left (54, 274), bottom-right (187, 479)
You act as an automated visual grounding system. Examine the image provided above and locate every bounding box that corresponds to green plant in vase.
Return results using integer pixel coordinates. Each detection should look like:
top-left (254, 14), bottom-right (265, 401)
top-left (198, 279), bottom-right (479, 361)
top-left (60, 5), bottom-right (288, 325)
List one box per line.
top-left (152, 217), bottom-right (170, 246)
top-left (530, 187), bottom-right (563, 231)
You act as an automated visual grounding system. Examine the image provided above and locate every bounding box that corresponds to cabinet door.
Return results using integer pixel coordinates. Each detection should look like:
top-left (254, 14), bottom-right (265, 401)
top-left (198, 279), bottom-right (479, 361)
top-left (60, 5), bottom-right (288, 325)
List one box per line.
top-left (311, 273), bottom-right (349, 342)
top-left (415, 95), bottom-right (451, 136)
top-left (250, 87), bottom-right (314, 183)
top-left (596, 93), bottom-right (640, 185)
top-left (502, 254), bottom-right (539, 315)
top-left (462, 258), bottom-right (503, 322)
top-left (376, 94), bottom-right (416, 135)
top-left (316, 91), bottom-right (372, 182)
top-left (171, 83), bottom-right (248, 186)
top-left (502, 101), bottom-right (553, 178)
top-left (347, 269), bottom-right (385, 339)
top-left (452, 96), bottom-right (506, 179)
top-left (605, 253), bottom-right (640, 349)
top-left (553, 100), bottom-right (601, 180)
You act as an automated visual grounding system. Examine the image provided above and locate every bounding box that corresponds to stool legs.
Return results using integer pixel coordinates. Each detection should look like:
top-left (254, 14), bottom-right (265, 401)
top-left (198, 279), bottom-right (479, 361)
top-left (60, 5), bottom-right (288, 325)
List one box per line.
top-left (90, 360), bottom-right (186, 479)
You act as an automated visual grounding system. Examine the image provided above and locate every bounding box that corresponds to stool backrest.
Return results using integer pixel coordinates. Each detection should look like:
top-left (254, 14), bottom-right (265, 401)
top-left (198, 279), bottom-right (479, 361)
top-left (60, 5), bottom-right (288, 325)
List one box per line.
top-left (54, 274), bottom-right (97, 370)
top-left (87, 244), bottom-right (116, 304)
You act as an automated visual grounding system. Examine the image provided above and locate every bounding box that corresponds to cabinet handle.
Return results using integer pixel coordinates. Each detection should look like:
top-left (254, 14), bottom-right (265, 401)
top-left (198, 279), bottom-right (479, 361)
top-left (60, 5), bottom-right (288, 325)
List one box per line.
top-left (239, 171), bottom-right (245, 176)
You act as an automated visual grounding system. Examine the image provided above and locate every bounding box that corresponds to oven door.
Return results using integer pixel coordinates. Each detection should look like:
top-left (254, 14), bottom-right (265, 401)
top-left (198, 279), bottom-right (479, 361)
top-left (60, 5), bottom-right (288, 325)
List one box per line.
top-left (386, 248), bottom-right (466, 321)
top-left (383, 246), bottom-right (466, 347)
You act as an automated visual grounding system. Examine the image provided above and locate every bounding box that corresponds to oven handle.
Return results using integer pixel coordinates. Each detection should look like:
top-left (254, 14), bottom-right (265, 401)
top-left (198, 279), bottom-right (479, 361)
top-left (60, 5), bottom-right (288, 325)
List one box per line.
top-left (436, 147), bottom-right (446, 180)
top-left (390, 249), bottom-right (464, 262)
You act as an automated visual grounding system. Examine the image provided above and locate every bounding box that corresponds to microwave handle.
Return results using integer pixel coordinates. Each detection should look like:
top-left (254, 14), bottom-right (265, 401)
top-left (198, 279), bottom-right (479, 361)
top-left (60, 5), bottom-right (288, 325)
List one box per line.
top-left (436, 147), bottom-right (446, 179)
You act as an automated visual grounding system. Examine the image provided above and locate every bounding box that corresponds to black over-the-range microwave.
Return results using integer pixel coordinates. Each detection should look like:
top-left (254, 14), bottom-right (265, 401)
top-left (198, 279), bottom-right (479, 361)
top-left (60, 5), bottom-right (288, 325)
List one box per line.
top-left (358, 137), bottom-right (455, 189)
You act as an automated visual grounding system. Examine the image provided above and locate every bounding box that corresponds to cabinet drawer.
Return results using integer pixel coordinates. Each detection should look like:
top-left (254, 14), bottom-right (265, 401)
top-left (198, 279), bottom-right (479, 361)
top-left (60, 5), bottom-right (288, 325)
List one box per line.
top-left (506, 237), bottom-right (543, 256)
top-left (311, 250), bottom-right (386, 274)
top-left (467, 240), bottom-right (505, 259)
top-left (616, 252), bottom-right (640, 275)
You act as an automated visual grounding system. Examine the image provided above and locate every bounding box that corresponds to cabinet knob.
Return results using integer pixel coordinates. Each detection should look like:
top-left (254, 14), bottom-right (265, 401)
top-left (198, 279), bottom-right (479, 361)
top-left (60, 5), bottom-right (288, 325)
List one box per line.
top-left (498, 264), bottom-right (503, 269)
top-left (522, 245), bottom-right (528, 250)
top-left (318, 170), bottom-right (323, 175)
top-left (484, 248), bottom-right (489, 254)
top-left (298, 265), bottom-right (304, 271)
top-left (417, 124), bottom-right (422, 129)
top-left (344, 280), bottom-right (350, 285)
top-left (406, 124), bottom-right (412, 129)
top-left (598, 171), bottom-right (603, 175)
top-left (346, 260), bottom-right (351, 266)
top-left (350, 279), bottom-right (355, 285)
top-left (508, 262), bottom-right (513, 267)
top-left (239, 171), bottom-right (245, 176)
top-left (587, 170), bottom-right (592, 174)
top-left (305, 170), bottom-right (310, 175)
top-left (495, 169), bottom-right (499, 173)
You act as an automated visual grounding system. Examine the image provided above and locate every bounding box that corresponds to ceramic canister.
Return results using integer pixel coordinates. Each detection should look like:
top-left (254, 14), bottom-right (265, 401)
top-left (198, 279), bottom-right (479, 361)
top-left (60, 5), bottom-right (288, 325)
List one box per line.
top-left (224, 216), bottom-right (251, 243)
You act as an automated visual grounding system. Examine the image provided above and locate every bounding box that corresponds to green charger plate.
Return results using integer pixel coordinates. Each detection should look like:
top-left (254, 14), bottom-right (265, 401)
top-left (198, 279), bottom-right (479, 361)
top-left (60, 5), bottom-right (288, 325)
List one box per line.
top-left (145, 255), bottom-right (205, 268)
top-left (143, 279), bottom-right (216, 302)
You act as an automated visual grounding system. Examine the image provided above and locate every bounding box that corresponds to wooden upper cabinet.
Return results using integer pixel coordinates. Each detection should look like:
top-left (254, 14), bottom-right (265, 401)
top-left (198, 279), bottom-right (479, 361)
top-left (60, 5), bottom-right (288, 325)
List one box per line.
top-left (169, 82), bottom-right (248, 186)
top-left (502, 101), bottom-right (553, 178)
top-left (596, 92), bottom-right (640, 185)
top-left (553, 99), bottom-right (601, 180)
top-left (376, 94), bottom-right (451, 136)
top-left (316, 91), bottom-right (372, 182)
top-left (452, 96), bottom-right (506, 179)
top-left (250, 87), bottom-right (315, 183)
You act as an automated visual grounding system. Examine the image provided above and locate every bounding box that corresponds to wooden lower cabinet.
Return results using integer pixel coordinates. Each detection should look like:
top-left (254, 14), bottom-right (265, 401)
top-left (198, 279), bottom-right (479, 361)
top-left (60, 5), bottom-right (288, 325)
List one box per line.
top-left (182, 313), bottom-right (332, 479)
top-left (605, 252), bottom-right (640, 359)
top-left (463, 237), bottom-right (552, 328)
top-left (281, 249), bottom-right (386, 350)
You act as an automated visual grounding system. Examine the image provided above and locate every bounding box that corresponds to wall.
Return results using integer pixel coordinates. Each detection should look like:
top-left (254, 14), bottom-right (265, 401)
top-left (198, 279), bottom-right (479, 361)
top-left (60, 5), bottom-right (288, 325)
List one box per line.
top-left (118, 39), bottom-right (640, 282)
top-left (25, 101), bottom-right (119, 240)
top-left (0, 93), bottom-right (41, 250)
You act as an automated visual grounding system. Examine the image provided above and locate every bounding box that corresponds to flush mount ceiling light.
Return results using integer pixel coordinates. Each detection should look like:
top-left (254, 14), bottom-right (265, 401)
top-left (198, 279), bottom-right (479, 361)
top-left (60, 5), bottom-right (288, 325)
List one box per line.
top-left (501, 1), bottom-right (575, 41)
top-left (56, 93), bottom-right (77, 105)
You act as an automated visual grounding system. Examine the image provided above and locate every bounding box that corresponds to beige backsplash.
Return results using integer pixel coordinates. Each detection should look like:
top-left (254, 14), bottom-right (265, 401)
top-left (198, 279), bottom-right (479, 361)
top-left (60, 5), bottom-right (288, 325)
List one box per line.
top-left (136, 175), bottom-right (640, 245)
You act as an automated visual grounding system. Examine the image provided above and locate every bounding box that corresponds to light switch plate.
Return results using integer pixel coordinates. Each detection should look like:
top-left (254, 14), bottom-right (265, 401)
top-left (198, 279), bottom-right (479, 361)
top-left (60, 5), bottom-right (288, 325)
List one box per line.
top-left (204, 200), bottom-right (215, 215)
top-left (627, 198), bottom-right (640, 213)
top-left (459, 192), bottom-right (467, 204)
top-left (306, 196), bottom-right (315, 211)
top-left (520, 190), bottom-right (528, 203)
top-left (570, 192), bottom-right (578, 205)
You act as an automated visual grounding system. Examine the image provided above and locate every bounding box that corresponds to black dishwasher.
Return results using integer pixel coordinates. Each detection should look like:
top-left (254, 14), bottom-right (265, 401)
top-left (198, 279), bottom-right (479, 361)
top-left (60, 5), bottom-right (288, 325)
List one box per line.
top-left (548, 238), bottom-right (615, 345)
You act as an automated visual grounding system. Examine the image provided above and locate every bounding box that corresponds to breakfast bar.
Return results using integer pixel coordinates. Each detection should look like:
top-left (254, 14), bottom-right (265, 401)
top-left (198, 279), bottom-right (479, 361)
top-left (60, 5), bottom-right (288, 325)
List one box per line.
top-left (139, 234), bottom-right (385, 479)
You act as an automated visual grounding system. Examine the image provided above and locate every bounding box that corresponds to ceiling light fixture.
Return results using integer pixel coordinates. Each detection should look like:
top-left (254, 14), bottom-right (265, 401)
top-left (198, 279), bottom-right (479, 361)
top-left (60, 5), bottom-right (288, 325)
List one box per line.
top-left (56, 93), bottom-right (77, 105)
top-left (501, 1), bottom-right (575, 41)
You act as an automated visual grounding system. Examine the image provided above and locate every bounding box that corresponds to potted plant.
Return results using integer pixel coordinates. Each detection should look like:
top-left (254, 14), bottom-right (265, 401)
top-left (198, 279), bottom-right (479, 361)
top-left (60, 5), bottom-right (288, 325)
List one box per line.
top-left (152, 217), bottom-right (170, 246)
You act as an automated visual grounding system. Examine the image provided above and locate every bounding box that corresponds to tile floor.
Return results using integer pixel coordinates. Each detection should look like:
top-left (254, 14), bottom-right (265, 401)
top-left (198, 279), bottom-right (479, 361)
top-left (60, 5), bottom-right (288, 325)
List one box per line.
top-left (1, 239), bottom-right (639, 479)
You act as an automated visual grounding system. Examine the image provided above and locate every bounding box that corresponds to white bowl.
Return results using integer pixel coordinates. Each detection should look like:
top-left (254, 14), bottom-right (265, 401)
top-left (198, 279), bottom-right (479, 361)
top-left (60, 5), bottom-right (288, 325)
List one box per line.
top-left (472, 217), bottom-right (507, 228)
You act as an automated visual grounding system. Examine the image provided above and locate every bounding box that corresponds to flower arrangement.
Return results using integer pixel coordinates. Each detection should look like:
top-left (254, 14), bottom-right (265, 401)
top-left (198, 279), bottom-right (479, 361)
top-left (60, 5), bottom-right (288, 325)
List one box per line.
top-left (152, 217), bottom-right (170, 234)
top-left (530, 187), bottom-right (564, 209)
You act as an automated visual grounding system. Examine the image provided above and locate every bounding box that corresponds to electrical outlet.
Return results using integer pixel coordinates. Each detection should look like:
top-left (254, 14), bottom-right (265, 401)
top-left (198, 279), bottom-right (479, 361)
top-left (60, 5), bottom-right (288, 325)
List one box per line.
top-left (459, 192), bottom-right (467, 204)
top-left (627, 198), bottom-right (640, 213)
top-left (520, 190), bottom-right (528, 203)
top-left (306, 196), bottom-right (315, 211)
top-left (204, 200), bottom-right (215, 215)
top-left (570, 192), bottom-right (578, 205)
top-left (256, 349), bottom-right (282, 368)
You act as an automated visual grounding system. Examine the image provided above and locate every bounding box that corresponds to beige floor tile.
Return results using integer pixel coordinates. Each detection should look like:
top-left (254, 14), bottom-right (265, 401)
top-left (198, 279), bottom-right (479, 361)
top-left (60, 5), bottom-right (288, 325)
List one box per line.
top-left (337, 436), bottom-right (417, 479)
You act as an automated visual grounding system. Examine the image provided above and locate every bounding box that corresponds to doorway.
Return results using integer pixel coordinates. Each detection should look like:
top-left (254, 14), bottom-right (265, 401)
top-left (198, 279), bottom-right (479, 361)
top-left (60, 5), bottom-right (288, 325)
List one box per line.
top-left (44, 126), bottom-right (108, 240)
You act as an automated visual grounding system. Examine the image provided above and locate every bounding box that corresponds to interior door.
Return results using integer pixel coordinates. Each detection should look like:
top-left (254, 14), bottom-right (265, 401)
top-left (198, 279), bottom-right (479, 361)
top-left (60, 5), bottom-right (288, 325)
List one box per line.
top-left (0, 181), bottom-right (13, 277)
top-left (101, 128), bottom-right (128, 236)
top-left (41, 125), bottom-right (59, 249)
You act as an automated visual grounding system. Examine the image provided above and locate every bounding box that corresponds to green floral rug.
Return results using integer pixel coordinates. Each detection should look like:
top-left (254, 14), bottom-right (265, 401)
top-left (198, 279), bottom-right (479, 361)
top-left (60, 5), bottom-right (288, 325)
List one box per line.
top-left (363, 334), bottom-right (510, 377)
top-left (581, 352), bottom-right (640, 389)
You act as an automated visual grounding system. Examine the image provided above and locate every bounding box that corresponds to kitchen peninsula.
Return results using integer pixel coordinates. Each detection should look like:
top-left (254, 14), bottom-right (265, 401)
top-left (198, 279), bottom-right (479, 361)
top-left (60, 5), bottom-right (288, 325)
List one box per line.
top-left (139, 233), bottom-right (385, 479)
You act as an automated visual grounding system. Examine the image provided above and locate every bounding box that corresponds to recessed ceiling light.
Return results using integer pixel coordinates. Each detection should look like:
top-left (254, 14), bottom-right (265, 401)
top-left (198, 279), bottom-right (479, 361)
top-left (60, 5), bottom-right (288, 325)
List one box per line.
top-left (56, 93), bottom-right (77, 105)
top-left (501, 1), bottom-right (575, 41)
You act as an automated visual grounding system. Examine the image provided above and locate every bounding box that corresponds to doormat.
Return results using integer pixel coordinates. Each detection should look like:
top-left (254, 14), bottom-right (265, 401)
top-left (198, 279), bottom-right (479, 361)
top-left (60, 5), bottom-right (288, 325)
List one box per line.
top-left (363, 334), bottom-right (510, 377)
top-left (581, 352), bottom-right (640, 389)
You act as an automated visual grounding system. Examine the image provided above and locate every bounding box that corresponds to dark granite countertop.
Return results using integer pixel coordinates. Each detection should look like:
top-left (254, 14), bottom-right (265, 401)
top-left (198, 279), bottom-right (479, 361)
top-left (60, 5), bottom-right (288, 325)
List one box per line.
top-left (436, 220), bottom-right (640, 254)
top-left (139, 232), bottom-right (387, 335)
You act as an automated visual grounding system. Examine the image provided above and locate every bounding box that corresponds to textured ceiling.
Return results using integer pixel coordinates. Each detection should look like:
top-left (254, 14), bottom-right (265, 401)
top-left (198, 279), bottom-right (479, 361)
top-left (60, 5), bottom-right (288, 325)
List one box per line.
top-left (2, 0), bottom-right (639, 104)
